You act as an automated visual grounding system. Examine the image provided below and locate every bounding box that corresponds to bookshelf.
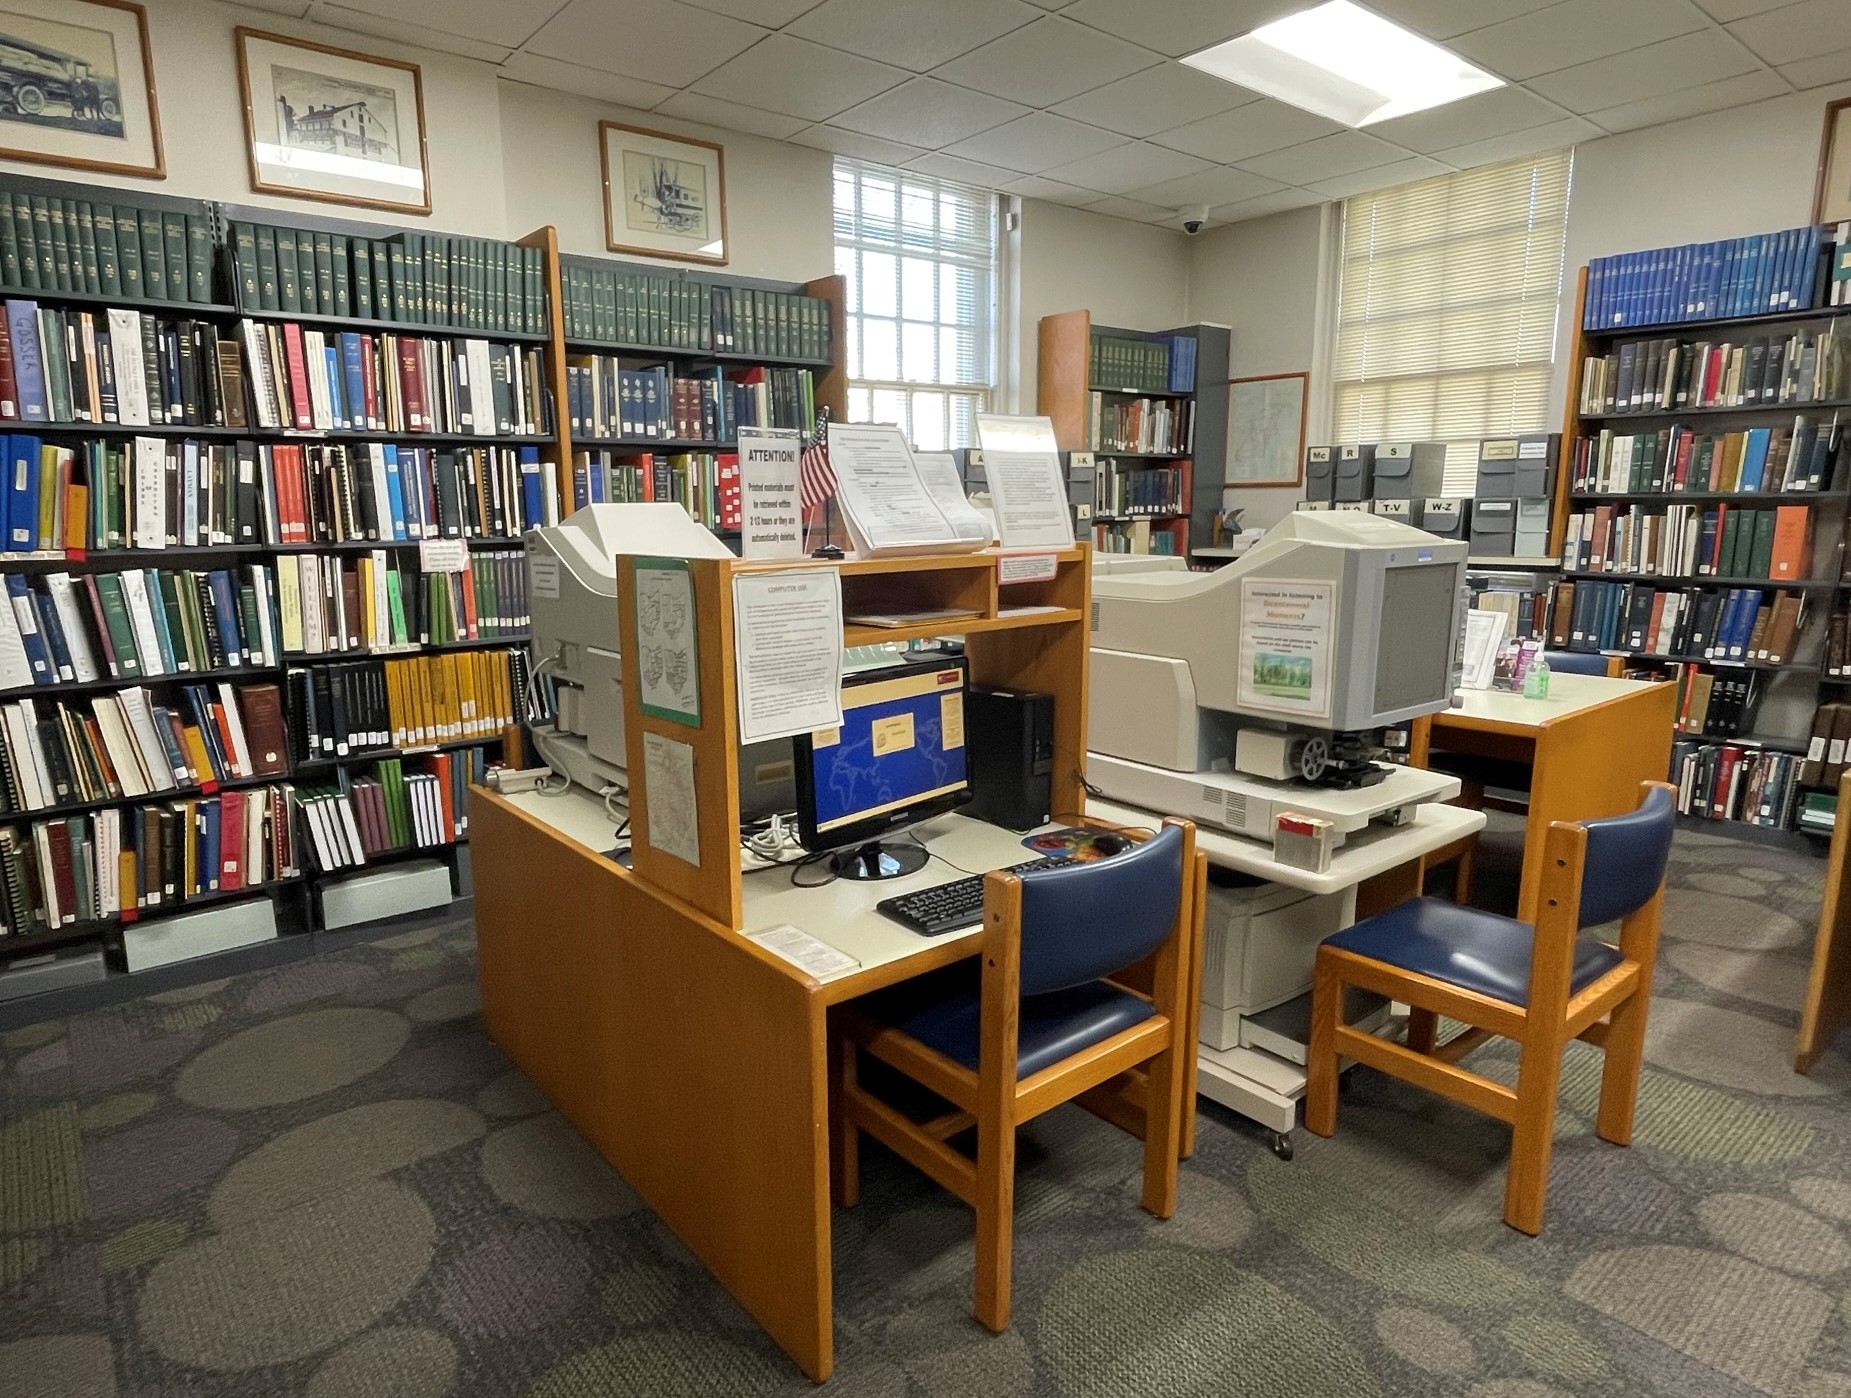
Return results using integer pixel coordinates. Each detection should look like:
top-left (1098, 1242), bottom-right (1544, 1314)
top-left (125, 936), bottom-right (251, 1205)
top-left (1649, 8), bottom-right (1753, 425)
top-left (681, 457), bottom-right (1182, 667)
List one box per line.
top-left (553, 251), bottom-right (845, 539)
top-left (0, 172), bottom-right (543, 985)
top-left (1552, 229), bottom-right (1851, 838)
top-left (1036, 310), bottom-right (1230, 558)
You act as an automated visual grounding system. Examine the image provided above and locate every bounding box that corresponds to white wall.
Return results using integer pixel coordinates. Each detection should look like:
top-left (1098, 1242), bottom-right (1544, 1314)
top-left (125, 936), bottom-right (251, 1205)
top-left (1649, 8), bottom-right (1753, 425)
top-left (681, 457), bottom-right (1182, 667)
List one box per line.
top-left (1014, 200), bottom-right (1191, 410)
top-left (1186, 204), bottom-right (1329, 529)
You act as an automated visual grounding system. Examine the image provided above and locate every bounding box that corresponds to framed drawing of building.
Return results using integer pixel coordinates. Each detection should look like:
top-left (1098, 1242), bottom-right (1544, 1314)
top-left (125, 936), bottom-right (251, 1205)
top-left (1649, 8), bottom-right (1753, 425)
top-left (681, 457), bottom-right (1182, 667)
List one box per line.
top-left (0, 0), bottom-right (163, 178)
top-left (235, 28), bottom-right (429, 215)
top-left (600, 120), bottom-right (727, 266)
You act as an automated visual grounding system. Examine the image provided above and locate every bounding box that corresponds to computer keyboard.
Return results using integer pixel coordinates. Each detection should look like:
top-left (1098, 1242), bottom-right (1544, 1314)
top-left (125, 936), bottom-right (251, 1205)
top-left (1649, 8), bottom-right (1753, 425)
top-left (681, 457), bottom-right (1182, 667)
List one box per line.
top-left (876, 856), bottom-right (1074, 937)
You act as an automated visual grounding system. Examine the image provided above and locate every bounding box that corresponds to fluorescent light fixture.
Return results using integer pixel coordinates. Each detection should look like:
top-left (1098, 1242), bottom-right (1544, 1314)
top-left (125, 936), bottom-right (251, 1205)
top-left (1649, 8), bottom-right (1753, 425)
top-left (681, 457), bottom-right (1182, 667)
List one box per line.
top-left (1181, 1), bottom-right (1503, 128)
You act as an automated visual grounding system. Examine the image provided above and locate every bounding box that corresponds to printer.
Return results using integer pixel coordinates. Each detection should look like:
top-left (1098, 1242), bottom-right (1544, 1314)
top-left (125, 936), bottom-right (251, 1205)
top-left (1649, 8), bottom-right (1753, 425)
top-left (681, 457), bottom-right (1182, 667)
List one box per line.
top-left (1087, 510), bottom-right (1466, 846)
top-left (526, 503), bottom-right (795, 814)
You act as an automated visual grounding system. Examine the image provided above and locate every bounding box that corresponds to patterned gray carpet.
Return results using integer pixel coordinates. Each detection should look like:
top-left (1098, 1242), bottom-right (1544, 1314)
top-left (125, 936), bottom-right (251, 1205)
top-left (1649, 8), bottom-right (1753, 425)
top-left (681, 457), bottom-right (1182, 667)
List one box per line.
top-left (3, 823), bottom-right (1849, 1398)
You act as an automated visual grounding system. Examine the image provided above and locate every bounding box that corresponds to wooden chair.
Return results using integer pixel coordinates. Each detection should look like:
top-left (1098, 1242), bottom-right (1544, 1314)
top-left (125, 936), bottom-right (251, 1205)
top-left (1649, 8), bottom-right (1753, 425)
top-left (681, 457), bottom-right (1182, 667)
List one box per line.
top-left (1305, 780), bottom-right (1675, 1235)
top-left (833, 819), bottom-right (1198, 1332)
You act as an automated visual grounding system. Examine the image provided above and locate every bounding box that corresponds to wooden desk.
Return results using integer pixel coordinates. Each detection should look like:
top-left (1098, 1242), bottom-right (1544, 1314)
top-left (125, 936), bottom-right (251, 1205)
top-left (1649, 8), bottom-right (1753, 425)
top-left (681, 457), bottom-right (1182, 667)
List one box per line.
top-left (1412, 675), bottom-right (1677, 922)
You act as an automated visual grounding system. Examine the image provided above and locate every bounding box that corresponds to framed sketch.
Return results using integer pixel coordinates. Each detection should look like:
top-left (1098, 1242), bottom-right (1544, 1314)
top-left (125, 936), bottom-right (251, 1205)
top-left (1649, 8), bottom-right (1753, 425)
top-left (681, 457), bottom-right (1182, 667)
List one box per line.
top-left (1225, 372), bottom-right (1309, 488)
top-left (0, 0), bottom-right (162, 178)
top-left (1815, 98), bottom-right (1851, 225)
top-left (601, 120), bottom-right (727, 266)
top-left (235, 28), bottom-right (429, 215)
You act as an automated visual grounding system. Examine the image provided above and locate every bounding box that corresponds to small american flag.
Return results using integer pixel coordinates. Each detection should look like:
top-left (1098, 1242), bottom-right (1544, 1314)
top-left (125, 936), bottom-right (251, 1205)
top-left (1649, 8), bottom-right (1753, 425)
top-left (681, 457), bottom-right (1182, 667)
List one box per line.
top-left (800, 407), bottom-right (838, 512)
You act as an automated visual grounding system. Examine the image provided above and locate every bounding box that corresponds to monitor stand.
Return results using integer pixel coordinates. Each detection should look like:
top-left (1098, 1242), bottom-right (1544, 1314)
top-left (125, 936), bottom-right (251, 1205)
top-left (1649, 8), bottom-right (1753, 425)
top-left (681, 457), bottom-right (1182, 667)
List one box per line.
top-left (828, 841), bottom-right (930, 881)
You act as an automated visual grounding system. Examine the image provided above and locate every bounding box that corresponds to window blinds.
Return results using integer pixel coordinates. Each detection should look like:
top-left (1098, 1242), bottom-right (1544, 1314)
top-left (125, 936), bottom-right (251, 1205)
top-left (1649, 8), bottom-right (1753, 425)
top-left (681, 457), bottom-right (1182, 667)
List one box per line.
top-left (833, 159), bottom-right (996, 450)
top-left (1332, 150), bottom-right (1574, 494)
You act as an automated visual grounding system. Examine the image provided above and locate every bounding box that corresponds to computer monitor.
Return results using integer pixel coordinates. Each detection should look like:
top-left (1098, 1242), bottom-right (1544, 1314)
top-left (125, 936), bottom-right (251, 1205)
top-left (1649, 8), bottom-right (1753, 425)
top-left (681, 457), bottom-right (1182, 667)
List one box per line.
top-left (794, 657), bottom-right (973, 880)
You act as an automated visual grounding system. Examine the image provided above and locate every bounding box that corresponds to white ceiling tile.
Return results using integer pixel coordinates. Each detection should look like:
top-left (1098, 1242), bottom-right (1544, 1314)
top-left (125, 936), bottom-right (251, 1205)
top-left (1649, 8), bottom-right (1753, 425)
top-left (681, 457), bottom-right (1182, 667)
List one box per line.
top-left (1528, 28), bottom-right (1760, 110)
top-left (1082, 194), bottom-right (1177, 223)
top-left (653, 92), bottom-right (811, 141)
top-left (689, 34), bottom-right (908, 121)
top-left (930, 16), bottom-right (1160, 106)
top-left (1129, 164), bottom-right (1286, 206)
top-left (525, 0), bottom-right (765, 87)
top-left (497, 52), bottom-right (680, 108)
top-left (677, 0), bottom-right (826, 22)
top-left (1690, 0), bottom-right (1807, 18)
top-left (1730, 0), bottom-right (1851, 65)
top-left (1309, 155), bottom-right (1453, 197)
top-left (1021, 0), bottom-right (1075, 7)
top-left (1430, 115), bottom-right (1600, 168)
top-left (1151, 100), bottom-right (1344, 161)
top-left (906, 152), bottom-right (1022, 189)
top-left (1447, 0), bottom-right (1711, 81)
top-left (1208, 187), bottom-right (1326, 223)
top-left (789, 125), bottom-right (927, 164)
top-left (1362, 85), bottom-right (1565, 153)
top-left (1581, 67), bottom-right (1790, 131)
top-left (230, 0), bottom-right (313, 14)
top-left (304, 5), bottom-right (514, 62)
top-left (304, 0), bottom-right (557, 49)
top-left (1041, 141), bottom-right (1211, 194)
top-left (1049, 62), bottom-right (1259, 137)
top-left (1362, 0), bottom-right (1562, 39)
top-left (787, 0), bottom-right (1041, 70)
top-left (1004, 174), bottom-right (1101, 204)
top-left (1237, 130), bottom-right (1407, 183)
top-left (829, 77), bottom-right (1028, 148)
top-left (942, 111), bottom-right (1123, 171)
top-left (1058, 0), bottom-right (1308, 57)
top-left (1780, 44), bottom-right (1851, 87)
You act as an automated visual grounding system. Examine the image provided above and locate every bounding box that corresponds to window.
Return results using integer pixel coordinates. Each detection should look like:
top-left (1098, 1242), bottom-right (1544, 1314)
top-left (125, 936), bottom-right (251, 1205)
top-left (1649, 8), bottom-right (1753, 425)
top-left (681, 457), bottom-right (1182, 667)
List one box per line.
top-left (1331, 150), bottom-right (1573, 493)
top-left (833, 160), bottom-right (997, 450)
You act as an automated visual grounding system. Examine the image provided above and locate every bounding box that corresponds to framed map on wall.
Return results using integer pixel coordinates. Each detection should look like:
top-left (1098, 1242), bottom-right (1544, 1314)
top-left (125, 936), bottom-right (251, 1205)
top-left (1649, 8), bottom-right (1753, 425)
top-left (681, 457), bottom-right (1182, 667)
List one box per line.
top-left (1225, 372), bottom-right (1308, 489)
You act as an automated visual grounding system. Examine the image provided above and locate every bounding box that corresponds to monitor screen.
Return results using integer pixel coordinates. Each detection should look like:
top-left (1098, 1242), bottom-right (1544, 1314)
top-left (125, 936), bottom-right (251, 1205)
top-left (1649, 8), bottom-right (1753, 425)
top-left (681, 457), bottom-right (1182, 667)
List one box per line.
top-left (797, 659), bottom-right (971, 848)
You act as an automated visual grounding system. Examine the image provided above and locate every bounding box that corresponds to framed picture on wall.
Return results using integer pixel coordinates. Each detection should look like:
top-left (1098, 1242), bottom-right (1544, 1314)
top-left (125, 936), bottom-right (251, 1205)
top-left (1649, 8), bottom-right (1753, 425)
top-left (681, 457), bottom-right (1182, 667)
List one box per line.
top-left (601, 120), bottom-right (728, 265)
top-left (1224, 372), bottom-right (1309, 488)
top-left (1815, 97), bottom-right (1851, 225)
top-left (0, 0), bottom-right (162, 178)
top-left (235, 28), bottom-right (430, 216)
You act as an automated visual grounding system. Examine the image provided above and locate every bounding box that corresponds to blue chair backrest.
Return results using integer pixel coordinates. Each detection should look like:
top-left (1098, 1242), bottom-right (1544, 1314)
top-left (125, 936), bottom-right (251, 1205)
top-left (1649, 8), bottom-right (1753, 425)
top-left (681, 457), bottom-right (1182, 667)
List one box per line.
top-left (1544, 650), bottom-right (1611, 677)
top-left (1577, 785), bottom-right (1675, 928)
top-left (1014, 824), bottom-right (1184, 996)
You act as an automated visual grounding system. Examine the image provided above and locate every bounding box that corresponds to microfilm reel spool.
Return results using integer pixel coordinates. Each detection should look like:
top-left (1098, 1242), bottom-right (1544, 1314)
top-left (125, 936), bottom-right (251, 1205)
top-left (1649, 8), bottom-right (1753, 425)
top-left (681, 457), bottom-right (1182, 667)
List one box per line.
top-left (1295, 735), bottom-right (1329, 784)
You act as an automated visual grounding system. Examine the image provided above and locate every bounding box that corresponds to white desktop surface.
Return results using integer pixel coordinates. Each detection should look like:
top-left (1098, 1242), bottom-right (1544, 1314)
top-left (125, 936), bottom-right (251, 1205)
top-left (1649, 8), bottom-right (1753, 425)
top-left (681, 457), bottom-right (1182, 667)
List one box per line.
top-left (503, 785), bottom-right (626, 852)
top-left (740, 813), bottom-right (1047, 985)
top-left (1448, 673), bottom-right (1654, 728)
top-left (1086, 797), bottom-right (1484, 894)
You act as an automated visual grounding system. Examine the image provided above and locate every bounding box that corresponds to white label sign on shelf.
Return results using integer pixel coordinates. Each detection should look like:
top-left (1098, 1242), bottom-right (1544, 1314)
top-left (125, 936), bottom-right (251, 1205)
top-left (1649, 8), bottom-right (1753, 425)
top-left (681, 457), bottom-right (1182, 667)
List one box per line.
top-left (738, 426), bottom-right (805, 560)
top-left (419, 538), bottom-right (469, 574)
top-left (997, 553), bottom-right (1058, 585)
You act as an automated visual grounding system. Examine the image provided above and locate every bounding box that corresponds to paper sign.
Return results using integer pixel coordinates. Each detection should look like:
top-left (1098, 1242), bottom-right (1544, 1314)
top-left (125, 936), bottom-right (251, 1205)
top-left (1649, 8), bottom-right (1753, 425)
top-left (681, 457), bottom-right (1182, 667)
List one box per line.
top-left (641, 731), bottom-right (700, 867)
top-left (975, 414), bottom-right (1075, 550)
top-left (827, 422), bottom-right (961, 555)
top-left (913, 451), bottom-right (994, 545)
top-left (419, 538), bottom-right (468, 574)
top-left (738, 426), bottom-right (805, 560)
top-left (732, 568), bottom-right (846, 744)
top-left (998, 553), bottom-right (1058, 585)
top-left (747, 924), bottom-right (859, 977)
top-left (1237, 579), bottom-right (1334, 722)
top-left (529, 552), bottom-right (561, 600)
top-left (635, 558), bottom-right (700, 725)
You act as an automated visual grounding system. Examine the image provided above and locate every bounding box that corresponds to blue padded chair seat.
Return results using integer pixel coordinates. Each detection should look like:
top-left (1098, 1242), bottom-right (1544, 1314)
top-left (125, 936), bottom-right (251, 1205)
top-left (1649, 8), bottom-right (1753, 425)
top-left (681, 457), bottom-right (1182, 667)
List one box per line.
top-left (1324, 897), bottom-right (1624, 1006)
top-left (866, 965), bottom-right (1156, 1080)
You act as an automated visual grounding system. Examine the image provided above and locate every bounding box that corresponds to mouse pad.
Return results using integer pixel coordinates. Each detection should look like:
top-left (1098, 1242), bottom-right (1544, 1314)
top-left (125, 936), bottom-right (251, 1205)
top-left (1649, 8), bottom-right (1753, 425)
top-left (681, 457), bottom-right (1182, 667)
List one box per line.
top-left (1019, 828), bottom-right (1128, 861)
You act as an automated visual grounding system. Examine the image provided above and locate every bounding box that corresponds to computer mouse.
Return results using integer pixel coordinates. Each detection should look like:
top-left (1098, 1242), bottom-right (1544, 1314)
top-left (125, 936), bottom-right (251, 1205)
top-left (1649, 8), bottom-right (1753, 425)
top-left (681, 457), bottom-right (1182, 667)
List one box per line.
top-left (1091, 833), bottom-right (1130, 857)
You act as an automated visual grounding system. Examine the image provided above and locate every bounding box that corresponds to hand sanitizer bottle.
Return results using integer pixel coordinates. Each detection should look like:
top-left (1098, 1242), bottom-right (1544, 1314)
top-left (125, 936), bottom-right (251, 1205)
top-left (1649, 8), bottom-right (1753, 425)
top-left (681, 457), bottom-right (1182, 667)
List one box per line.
top-left (1523, 650), bottom-right (1551, 700)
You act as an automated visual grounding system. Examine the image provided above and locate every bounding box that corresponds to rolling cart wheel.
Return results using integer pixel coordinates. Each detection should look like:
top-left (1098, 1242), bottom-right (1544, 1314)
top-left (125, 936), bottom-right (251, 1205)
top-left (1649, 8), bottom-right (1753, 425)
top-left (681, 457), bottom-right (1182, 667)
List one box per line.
top-left (1269, 1131), bottom-right (1294, 1162)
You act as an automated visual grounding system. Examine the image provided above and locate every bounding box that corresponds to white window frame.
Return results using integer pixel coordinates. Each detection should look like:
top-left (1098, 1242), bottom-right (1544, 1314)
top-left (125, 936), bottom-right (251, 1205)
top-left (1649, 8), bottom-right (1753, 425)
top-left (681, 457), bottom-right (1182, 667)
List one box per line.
top-left (833, 159), bottom-right (998, 451)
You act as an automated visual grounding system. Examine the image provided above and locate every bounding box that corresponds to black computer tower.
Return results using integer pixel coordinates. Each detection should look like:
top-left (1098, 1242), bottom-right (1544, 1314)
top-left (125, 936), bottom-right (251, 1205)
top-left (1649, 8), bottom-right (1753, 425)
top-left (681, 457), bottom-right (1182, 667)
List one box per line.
top-left (966, 687), bottom-right (1055, 831)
